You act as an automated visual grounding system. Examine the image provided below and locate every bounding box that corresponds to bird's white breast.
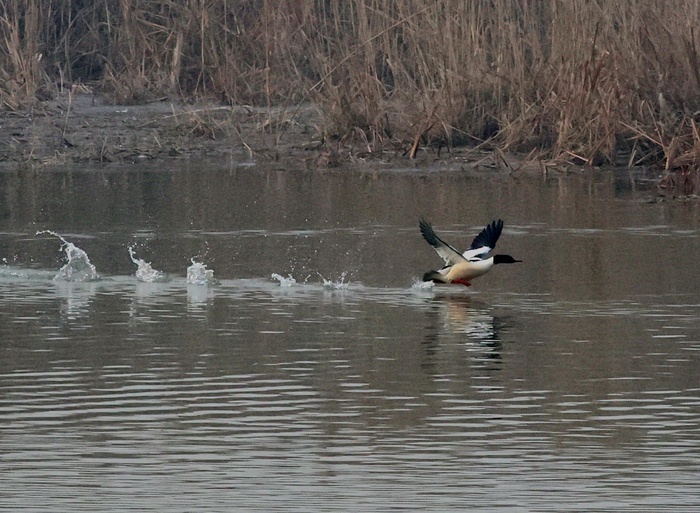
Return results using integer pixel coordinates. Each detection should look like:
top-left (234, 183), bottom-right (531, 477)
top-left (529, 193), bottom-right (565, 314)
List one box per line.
top-left (445, 258), bottom-right (494, 281)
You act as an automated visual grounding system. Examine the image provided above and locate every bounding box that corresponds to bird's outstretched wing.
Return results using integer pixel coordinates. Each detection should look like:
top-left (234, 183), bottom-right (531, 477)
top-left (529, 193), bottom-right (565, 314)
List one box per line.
top-left (419, 220), bottom-right (467, 266)
top-left (462, 219), bottom-right (503, 261)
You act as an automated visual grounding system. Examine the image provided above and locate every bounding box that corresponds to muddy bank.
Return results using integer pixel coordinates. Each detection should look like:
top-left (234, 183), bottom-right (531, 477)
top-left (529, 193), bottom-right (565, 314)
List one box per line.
top-left (0, 90), bottom-right (327, 167)
top-left (1, 89), bottom-right (551, 174)
top-left (0, 91), bottom-right (692, 201)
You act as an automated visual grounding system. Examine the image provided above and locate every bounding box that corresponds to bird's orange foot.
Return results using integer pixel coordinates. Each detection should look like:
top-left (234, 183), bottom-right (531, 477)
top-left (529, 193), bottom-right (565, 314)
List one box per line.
top-left (451, 279), bottom-right (472, 287)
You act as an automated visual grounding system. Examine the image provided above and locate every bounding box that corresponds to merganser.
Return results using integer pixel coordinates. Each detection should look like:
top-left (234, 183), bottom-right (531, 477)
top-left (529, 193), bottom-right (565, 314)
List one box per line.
top-left (420, 219), bottom-right (521, 286)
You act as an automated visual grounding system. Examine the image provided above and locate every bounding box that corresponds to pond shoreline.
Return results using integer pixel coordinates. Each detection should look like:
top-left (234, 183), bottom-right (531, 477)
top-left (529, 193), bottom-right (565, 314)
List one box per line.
top-left (0, 90), bottom-right (559, 175)
top-left (0, 91), bottom-right (690, 201)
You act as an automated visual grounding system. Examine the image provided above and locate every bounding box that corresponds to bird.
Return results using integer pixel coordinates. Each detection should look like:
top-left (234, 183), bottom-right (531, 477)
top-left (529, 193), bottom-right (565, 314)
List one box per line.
top-left (420, 219), bottom-right (521, 287)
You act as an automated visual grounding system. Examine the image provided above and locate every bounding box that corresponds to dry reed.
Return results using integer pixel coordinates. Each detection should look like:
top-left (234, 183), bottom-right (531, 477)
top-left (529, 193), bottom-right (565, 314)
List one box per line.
top-left (2, 0), bottom-right (700, 183)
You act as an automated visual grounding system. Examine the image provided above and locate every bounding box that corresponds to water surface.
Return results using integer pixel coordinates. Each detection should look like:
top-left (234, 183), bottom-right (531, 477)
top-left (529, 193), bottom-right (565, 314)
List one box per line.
top-left (1, 164), bottom-right (700, 511)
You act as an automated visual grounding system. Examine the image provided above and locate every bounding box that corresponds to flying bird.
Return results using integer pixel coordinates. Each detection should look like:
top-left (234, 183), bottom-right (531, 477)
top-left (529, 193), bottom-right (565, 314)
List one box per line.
top-left (420, 219), bottom-right (521, 287)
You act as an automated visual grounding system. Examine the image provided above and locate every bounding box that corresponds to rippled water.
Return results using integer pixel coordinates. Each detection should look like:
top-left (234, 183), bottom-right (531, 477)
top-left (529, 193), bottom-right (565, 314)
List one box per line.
top-left (1, 164), bottom-right (700, 511)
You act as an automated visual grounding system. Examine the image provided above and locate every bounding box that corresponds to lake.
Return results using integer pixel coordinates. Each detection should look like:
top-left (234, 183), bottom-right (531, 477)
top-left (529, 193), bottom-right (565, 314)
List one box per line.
top-left (1, 162), bottom-right (700, 512)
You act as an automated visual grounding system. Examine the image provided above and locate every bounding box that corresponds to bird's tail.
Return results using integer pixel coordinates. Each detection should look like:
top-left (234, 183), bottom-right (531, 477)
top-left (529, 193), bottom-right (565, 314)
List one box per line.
top-left (423, 270), bottom-right (445, 283)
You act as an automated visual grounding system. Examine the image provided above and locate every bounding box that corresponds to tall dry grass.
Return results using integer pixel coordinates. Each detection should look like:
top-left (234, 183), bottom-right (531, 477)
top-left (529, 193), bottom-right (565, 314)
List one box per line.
top-left (3, 0), bottom-right (700, 176)
top-left (307, 0), bottom-right (700, 167)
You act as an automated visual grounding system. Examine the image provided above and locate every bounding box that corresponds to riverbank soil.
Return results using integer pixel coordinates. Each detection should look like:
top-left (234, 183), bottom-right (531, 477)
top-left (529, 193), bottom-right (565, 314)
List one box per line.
top-left (0, 88), bottom-right (550, 174)
top-left (0, 88), bottom-right (319, 166)
top-left (0, 89), bottom-right (695, 200)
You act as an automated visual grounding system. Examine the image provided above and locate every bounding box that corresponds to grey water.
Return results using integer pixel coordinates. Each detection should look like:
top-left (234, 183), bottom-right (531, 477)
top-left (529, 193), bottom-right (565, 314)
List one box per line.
top-left (1, 163), bottom-right (700, 512)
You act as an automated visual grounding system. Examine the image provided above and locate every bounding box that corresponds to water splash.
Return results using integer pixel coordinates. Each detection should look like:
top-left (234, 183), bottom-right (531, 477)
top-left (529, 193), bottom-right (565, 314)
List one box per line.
top-left (0, 266), bottom-right (30, 279)
top-left (186, 259), bottom-right (215, 285)
top-left (37, 230), bottom-right (99, 282)
top-left (1, 257), bottom-right (30, 279)
top-left (411, 278), bottom-right (435, 290)
top-left (128, 246), bottom-right (169, 283)
top-left (271, 273), bottom-right (297, 287)
top-left (320, 271), bottom-right (350, 290)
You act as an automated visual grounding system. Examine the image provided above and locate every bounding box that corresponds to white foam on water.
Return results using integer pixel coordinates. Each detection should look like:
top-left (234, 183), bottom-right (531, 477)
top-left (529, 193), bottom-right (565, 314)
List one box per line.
top-left (1, 257), bottom-right (30, 279)
top-left (411, 277), bottom-right (435, 290)
top-left (128, 246), bottom-right (169, 283)
top-left (271, 273), bottom-right (297, 287)
top-left (187, 259), bottom-right (216, 285)
top-left (319, 271), bottom-right (350, 290)
top-left (37, 230), bottom-right (99, 282)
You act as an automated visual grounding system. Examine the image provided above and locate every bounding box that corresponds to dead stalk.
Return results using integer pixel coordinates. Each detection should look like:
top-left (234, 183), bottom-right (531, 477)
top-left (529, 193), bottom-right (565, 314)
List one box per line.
top-left (0, 0), bottom-right (699, 183)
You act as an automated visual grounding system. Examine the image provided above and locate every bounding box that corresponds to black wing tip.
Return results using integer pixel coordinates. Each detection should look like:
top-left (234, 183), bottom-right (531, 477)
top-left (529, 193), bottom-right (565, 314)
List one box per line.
top-left (419, 219), bottom-right (439, 247)
top-left (471, 219), bottom-right (505, 250)
top-left (486, 219), bottom-right (504, 233)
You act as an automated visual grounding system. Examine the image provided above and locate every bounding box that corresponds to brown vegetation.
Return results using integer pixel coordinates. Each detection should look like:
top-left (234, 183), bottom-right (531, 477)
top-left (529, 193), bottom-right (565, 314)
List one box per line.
top-left (2, 0), bottom-right (700, 188)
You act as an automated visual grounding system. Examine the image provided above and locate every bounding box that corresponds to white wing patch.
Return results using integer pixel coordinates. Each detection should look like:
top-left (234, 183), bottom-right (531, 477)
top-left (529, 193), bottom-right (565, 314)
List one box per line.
top-left (419, 220), bottom-right (467, 267)
top-left (463, 246), bottom-right (493, 261)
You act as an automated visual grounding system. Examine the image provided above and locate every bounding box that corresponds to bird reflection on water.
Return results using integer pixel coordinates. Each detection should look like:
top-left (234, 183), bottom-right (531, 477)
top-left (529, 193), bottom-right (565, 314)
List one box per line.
top-left (421, 294), bottom-right (505, 373)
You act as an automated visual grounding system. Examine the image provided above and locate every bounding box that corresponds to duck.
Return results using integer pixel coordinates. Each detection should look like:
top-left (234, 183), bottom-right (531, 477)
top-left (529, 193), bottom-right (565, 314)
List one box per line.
top-left (420, 219), bottom-right (521, 287)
